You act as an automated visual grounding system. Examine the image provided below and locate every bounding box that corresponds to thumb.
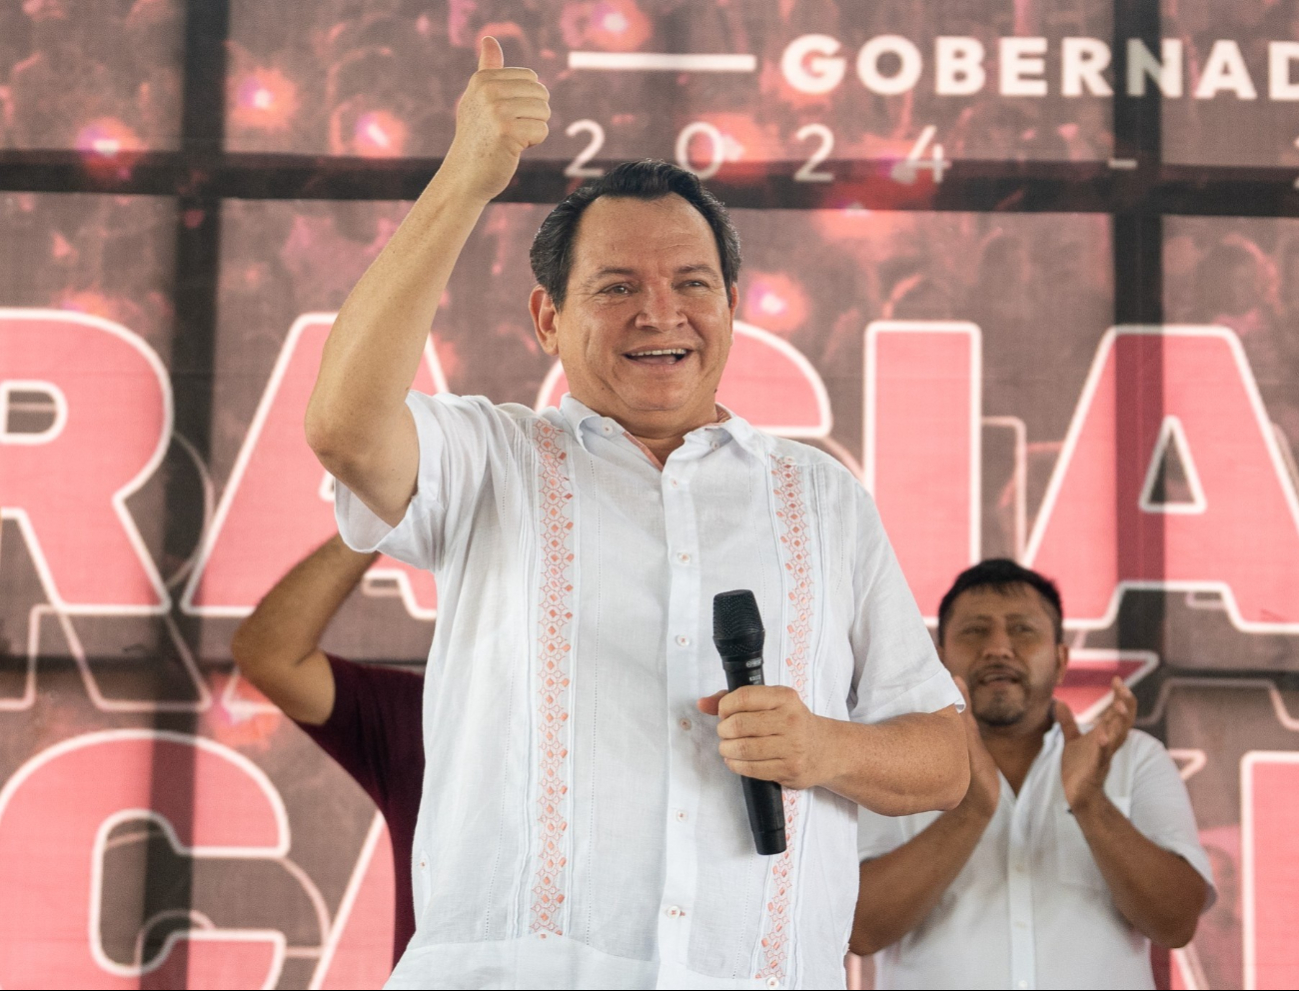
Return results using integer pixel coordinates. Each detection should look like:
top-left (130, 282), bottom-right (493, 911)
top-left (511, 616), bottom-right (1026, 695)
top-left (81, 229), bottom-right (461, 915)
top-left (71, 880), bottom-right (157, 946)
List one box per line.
top-left (1054, 699), bottom-right (1082, 741)
top-left (697, 690), bottom-right (726, 716)
top-left (478, 35), bottom-right (504, 71)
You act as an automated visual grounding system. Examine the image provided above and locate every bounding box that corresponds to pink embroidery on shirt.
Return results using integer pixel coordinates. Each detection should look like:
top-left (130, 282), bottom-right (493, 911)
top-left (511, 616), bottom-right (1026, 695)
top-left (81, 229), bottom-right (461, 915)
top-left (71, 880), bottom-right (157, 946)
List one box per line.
top-left (530, 420), bottom-right (576, 936)
top-left (756, 456), bottom-right (815, 982)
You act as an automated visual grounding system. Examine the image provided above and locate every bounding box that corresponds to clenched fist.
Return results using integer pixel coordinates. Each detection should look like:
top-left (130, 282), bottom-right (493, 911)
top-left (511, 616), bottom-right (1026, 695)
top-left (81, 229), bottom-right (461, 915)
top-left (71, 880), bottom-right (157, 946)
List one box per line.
top-left (443, 37), bottom-right (551, 204)
top-left (699, 684), bottom-right (830, 790)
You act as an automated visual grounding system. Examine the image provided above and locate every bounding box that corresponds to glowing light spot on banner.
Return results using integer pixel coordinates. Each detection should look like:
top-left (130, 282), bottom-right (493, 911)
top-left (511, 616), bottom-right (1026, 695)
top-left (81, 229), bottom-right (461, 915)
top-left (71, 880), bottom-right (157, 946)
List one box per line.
top-left (231, 69), bottom-right (299, 132)
top-left (744, 274), bottom-right (809, 337)
top-left (354, 111), bottom-right (408, 158)
top-left (598, 6), bottom-right (629, 34)
top-left (581, 1), bottom-right (651, 51)
top-left (75, 119), bottom-right (142, 160)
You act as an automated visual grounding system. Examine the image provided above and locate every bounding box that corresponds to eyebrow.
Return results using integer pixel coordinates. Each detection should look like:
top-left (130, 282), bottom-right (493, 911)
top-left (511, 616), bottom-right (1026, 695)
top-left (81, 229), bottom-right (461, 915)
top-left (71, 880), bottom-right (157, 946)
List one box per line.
top-left (958, 612), bottom-right (1042, 624)
top-left (580, 263), bottom-right (720, 288)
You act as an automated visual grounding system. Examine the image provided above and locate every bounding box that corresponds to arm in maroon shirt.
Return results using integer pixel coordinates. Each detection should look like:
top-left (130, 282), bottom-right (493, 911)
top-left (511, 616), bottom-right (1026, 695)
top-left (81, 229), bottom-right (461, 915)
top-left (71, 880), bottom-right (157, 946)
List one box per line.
top-left (231, 535), bottom-right (425, 962)
top-left (231, 533), bottom-right (375, 725)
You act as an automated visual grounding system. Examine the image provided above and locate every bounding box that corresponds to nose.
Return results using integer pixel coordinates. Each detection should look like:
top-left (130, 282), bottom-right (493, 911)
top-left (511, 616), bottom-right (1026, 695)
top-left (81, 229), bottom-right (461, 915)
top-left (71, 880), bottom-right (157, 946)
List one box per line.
top-left (634, 283), bottom-right (685, 331)
top-left (980, 625), bottom-right (1014, 660)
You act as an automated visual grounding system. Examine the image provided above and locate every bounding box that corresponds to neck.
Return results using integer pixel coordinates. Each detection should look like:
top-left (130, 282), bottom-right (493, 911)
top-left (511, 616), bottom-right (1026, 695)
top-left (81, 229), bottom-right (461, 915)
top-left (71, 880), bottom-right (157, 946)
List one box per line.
top-left (630, 431), bottom-right (686, 467)
top-left (979, 709), bottom-right (1053, 794)
top-left (603, 403), bottom-right (723, 469)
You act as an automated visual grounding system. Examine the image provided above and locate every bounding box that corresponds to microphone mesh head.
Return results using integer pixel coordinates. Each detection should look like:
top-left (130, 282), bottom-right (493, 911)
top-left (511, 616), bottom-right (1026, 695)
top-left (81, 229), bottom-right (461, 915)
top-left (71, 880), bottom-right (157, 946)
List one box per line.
top-left (713, 589), bottom-right (764, 648)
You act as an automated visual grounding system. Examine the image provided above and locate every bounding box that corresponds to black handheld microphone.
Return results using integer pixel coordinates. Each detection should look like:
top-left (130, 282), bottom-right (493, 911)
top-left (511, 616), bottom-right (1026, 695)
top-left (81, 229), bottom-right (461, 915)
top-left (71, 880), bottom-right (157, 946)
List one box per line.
top-left (713, 590), bottom-right (787, 856)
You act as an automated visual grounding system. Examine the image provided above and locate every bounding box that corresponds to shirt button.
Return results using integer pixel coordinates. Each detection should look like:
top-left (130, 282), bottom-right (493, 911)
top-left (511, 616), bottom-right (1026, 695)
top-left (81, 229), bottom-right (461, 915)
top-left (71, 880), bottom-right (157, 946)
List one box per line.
top-left (1017, 982), bottom-right (1027, 990)
top-left (711, 441), bottom-right (720, 450)
top-left (665, 905), bottom-right (683, 919)
top-left (675, 810), bottom-right (688, 823)
top-left (676, 634), bottom-right (690, 647)
top-left (419, 856), bottom-right (428, 869)
top-left (677, 552), bottom-right (691, 564)
top-left (602, 423), bottom-right (614, 435)
top-left (679, 718), bottom-right (692, 731)
top-left (669, 476), bottom-right (679, 487)
top-left (766, 979), bottom-right (781, 989)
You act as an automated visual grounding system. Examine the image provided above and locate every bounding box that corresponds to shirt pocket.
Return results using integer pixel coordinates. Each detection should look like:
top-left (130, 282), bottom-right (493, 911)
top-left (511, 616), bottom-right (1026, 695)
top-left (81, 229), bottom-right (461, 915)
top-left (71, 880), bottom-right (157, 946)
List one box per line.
top-left (1053, 795), bottom-right (1132, 892)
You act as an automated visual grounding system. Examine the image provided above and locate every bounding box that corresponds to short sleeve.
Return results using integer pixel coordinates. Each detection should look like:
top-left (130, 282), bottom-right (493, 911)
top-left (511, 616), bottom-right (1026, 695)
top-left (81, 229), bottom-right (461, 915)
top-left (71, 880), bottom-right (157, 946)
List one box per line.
top-left (334, 392), bottom-right (505, 571)
top-left (294, 655), bottom-right (424, 815)
top-left (1128, 733), bottom-right (1218, 911)
top-left (858, 804), bottom-right (909, 861)
top-left (847, 486), bottom-right (963, 724)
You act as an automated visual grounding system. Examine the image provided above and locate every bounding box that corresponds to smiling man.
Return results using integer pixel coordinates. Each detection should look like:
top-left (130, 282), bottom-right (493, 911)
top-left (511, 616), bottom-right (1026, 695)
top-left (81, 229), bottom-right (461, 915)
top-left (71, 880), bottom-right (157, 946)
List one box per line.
top-left (305, 37), bottom-right (966, 991)
top-left (852, 559), bottom-right (1215, 990)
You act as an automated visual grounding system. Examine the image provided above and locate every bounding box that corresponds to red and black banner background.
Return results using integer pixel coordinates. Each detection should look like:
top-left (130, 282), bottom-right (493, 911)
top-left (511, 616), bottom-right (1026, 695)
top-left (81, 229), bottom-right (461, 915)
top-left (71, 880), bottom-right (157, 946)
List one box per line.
top-left (3, 2), bottom-right (1299, 989)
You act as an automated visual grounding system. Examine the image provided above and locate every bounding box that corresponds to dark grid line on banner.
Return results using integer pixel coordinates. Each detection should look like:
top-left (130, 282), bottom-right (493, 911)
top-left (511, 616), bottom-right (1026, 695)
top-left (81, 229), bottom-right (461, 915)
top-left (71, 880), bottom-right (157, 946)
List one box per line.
top-left (1111, 0), bottom-right (1166, 709)
top-left (5, 151), bottom-right (1299, 216)
top-left (139, 2), bottom-right (229, 987)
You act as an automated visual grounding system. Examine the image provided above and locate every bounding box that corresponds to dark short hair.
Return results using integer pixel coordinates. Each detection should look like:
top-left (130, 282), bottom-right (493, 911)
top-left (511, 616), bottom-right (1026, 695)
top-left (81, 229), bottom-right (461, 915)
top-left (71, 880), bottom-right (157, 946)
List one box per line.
top-left (936, 558), bottom-right (1065, 645)
top-left (529, 160), bottom-right (741, 308)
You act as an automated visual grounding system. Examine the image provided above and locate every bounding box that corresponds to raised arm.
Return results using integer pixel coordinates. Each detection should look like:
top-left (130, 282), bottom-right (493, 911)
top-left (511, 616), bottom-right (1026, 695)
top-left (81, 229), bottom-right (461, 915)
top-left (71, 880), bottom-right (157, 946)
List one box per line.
top-left (230, 535), bottom-right (378, 725)
top-left (304, 37), bottom-right (550, 526)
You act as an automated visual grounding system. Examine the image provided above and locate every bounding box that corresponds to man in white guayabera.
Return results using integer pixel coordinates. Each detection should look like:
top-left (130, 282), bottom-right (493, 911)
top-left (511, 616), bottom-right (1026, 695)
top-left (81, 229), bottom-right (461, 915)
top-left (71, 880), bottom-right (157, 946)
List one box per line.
top-left (305, 37), bottom-right (967, 991)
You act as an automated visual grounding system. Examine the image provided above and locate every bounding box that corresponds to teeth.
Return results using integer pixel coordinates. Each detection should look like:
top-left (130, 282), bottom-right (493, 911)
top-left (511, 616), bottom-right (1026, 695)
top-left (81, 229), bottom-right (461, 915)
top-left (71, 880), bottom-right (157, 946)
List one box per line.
top-left (631, 349), bottom-right (687, 357)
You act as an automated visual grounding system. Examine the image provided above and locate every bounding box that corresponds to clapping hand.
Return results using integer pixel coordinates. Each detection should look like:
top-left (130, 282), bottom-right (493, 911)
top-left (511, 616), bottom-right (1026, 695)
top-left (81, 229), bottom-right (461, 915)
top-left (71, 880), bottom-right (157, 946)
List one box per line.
top-left (1055, 677), bottom-right (1136, 812)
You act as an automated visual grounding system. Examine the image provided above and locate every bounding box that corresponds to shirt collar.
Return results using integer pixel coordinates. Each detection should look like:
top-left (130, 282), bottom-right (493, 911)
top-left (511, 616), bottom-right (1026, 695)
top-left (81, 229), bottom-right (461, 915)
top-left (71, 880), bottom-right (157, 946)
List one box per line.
top-left (555, 393), bottom-right (764, 458)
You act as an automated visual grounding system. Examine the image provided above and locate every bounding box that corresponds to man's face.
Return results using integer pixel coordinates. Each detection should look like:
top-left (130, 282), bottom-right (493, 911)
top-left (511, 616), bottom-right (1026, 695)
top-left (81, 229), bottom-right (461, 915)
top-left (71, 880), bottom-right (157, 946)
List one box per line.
top-left (531, 194), bottom-right (736, 434)
top-left (939, 584), bottom-right (1067, 730)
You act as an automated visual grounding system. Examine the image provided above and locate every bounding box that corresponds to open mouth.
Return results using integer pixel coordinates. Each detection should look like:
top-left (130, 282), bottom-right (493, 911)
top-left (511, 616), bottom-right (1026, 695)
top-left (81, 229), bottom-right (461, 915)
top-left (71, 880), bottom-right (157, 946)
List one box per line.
top-left (624, 347), bottom-right (691, 365)
top-left (975, 667), bottom-right (1023, 688)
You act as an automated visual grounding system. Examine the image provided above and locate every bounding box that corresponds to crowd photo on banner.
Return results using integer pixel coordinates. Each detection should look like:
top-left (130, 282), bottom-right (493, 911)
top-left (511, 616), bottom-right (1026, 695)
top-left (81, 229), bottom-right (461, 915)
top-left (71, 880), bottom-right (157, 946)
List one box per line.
top-left (2, 2), bottom-right (1299, 990)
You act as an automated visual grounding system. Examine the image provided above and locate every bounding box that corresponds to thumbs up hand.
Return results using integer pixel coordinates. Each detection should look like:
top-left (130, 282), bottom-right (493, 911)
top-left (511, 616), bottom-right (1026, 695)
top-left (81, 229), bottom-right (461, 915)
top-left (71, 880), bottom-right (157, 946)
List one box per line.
top-left (444, 37), bottom-right (551, 204)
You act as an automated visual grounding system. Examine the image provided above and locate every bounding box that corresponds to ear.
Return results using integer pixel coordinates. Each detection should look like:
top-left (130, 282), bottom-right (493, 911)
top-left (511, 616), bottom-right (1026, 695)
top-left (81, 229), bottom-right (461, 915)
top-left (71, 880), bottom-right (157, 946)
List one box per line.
top-left (728, 283), bottom-right (739, 315)
top-left (530, 285), bottom-right (561, 357)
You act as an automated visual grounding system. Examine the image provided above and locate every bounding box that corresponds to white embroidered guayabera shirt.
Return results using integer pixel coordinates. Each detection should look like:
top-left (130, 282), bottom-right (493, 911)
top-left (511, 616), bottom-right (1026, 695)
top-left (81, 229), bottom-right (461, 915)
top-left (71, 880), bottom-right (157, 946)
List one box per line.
top-left (336, 392), bottom-right (961, 991)
top-left (857, 724), bottom-right (1217, 991)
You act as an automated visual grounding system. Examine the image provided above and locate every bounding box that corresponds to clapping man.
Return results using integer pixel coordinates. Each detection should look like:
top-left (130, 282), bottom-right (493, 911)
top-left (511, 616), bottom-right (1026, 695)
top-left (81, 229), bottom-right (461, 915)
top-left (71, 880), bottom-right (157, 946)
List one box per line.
top-left (853, 559), bottom-right (1214, 989)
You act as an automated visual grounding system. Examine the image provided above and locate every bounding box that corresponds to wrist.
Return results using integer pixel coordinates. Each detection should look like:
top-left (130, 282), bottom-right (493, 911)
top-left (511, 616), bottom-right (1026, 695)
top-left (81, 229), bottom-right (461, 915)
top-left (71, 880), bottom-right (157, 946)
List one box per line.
top-left (1067, 785), bottom-right (1111, 821)
top-left (433, 146), bottom-right (508, 207)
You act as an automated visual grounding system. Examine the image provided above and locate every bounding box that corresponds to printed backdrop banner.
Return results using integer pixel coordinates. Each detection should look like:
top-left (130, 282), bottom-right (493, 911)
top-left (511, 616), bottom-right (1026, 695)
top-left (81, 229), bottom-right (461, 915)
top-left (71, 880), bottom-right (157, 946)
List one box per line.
top-left (3, 2), bottom-right (1299, 990)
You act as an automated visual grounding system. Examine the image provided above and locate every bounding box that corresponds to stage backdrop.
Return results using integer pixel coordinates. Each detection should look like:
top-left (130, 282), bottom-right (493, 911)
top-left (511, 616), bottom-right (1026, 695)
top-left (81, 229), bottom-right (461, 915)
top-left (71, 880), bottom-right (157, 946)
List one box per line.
top-left (3, 2), bottom-right (1299, 989)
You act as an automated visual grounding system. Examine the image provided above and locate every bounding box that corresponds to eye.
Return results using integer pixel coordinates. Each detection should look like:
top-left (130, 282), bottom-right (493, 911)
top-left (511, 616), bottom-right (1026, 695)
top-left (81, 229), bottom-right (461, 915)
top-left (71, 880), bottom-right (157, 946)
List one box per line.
top-left (601, 283), bottom-right (632, 296)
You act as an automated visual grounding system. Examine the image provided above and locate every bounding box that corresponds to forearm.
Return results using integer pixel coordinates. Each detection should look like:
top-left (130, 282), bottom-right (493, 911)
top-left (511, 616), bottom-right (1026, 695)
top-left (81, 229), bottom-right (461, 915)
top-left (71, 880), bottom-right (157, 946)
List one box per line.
top-left (232, 535), bottom-right (378, 673)
top-left (1072, 793), bottom-right (1208, 947)
top-left (851, 803), bottom-right (990, 955)
top-left (306, 168), bottom-right (485, 471)
top-left (820, 706), bottom-right (968, 815)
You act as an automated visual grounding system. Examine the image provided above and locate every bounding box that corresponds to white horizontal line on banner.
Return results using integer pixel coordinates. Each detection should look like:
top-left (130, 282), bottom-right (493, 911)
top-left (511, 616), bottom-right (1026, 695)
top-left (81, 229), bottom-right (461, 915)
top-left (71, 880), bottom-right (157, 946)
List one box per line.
top-left (568, 52), bottom-right (758, 72)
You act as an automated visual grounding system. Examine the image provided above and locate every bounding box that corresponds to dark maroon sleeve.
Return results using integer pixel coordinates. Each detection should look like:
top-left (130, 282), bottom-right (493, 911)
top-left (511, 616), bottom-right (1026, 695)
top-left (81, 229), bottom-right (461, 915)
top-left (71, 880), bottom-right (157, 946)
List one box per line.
top-left (294, 654), bottom-right (424, 965)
